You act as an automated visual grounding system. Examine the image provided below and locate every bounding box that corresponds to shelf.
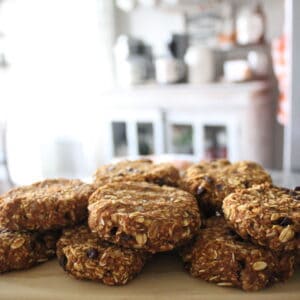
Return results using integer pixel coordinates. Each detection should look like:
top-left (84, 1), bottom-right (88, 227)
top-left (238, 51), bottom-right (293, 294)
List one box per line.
top-left (158, 3), bottom-right (210, 14)
top-left (139, 1), bottom-right (248, 15)
top-left (111, 80), bottom-right (269, 92)
top-left (99, 80), bottom-right (272, 110)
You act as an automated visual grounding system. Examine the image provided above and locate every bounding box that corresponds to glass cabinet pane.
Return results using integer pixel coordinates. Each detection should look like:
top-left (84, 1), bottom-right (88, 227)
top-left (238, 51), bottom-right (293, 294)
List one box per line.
top-left (171, 124), bottom-right (194, 154)
top-left (204, 126), bottom-right (227, 159)
top-left (112, 122), bottom-right (128, 157)
top-left (137, 123), bottom-right (154, 155)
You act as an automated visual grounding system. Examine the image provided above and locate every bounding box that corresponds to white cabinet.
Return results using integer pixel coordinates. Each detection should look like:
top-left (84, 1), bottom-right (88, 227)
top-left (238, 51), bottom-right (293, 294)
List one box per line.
top-left (100, 108), bottom-right (164, 162)
top-left (165, 110), bottom-right (240, 162)
top-left (99, 81), bottom-right (276, 167)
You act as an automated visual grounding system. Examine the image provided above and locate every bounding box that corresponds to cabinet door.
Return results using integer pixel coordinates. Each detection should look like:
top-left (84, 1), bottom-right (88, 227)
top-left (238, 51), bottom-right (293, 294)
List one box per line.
top-left (169, 124), bottom-right (194, 155)
top-left (137, 122), bottom-right (155, 155)
top-left (112, 121), bottom-right (128, 157)
top-left (203, 125), bottom-right (228, 160)
top-left (104, 108), bottom-right (164, 162)
top-left (166, 111), bottom-right (240, 161)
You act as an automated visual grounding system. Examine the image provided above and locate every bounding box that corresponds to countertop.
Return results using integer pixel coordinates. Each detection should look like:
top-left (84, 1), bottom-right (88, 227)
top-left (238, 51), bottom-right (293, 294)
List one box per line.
top-left (0, 252), bottom-right (299, 300)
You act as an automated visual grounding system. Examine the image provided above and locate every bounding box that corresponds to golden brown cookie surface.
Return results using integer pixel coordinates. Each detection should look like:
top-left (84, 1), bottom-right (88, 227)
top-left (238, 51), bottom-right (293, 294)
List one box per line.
top-left (56, 226), bottom-right (148, 285)
top-left (93, 159), bottom-right (179, 188)
top-left (88, 181), bottom-right (201, 253)
top-left (181, 160), bottom-right (272, 216)
top-left (0, 179), bottom-right (95, 231)
top-left (180, 217), bottom-right (295, 291)
top-left (0, 230), bottom-right (58, 273)
top-left (223, 184), bottom-right (300, 252)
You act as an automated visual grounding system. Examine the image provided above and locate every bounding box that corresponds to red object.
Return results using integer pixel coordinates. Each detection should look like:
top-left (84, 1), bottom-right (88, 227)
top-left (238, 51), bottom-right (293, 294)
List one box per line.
top-left (272, 35), bottom-right (289, 125)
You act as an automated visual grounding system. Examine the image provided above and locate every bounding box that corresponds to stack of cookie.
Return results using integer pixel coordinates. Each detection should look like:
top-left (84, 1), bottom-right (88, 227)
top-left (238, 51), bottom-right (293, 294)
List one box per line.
top-left (0, 179), bottom-right (94, 273)
top-left (57, 159), bottom-right (201, 285)
top-left (180, 159), bottom-right (300, 291)
top-left (0, 158), bottom-right (299, 292)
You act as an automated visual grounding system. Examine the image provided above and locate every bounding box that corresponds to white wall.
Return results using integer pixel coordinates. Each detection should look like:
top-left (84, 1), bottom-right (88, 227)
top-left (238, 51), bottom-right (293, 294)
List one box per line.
top-left (116, 7), bottom-right (185, 55)
top-left (262, 0), bottom-right (284, 40)
top-left (284, 0), bottom-right (300, 172)
top-left (1, 0), bottom-right (115, 183)
top-left (116, 0), bottom-right (285, 53)
top-left (2, 0), bottom-right (113, 110)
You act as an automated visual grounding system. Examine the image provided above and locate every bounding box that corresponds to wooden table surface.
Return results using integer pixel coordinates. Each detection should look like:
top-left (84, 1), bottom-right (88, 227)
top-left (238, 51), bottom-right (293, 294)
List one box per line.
top-left (0, 252), bottom-right (299, 300)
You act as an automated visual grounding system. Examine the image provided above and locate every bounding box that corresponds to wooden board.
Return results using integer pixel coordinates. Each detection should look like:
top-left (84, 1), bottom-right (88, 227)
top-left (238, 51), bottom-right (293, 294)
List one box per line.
top-left (0, 252), bottom-right (299, 300)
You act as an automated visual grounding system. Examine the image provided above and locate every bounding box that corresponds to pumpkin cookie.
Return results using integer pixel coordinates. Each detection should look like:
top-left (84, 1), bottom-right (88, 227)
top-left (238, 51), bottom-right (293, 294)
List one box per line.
top-left (180, 217), bottom-right (294, 291)
top-left (181, 160), bottom-right (272, 216)
top-left (57, 226), bottom-right (148, 285)
top-left (88, 181), bottom-right (200, 253)
top-left (0, 230), bottom-right (58, 273)
top-left (0, 179), bottom-right (95, 231)
top-left (93, 159), bottom-right (179, 188)
top-left (223, 184), bottom-right (300, 251)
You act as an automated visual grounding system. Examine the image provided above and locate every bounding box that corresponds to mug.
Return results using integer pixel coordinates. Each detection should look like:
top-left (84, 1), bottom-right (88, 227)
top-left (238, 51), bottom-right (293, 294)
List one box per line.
top-left (155, 57), bottom-right (185, 84)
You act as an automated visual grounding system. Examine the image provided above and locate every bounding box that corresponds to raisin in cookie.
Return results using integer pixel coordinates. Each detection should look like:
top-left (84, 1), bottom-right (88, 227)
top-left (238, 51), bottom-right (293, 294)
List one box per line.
top-left (57, 226), bottom-right (148, 285)
top-left (0, 230), bottom-right (58, 273)
top-left (181, 160), bottom-right (272, 216)
top-left (0, 179), bottom-right (95, 231)
top-left (93, 159), bottom-right (179, 188)
top-left (88, 181), bottom-right (200, 253)
top-left (180, 217), bottom-right (294, 291)
top-left (223, 184), bottom-right (300, 252)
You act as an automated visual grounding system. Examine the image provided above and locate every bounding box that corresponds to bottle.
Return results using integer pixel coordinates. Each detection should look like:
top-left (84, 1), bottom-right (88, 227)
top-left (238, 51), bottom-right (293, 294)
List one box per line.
top-left (204, 139), bottom-right (216, 160)
top-left (218, 2), bottom-right (236, 49)
top-left (216, 131), bottom-right (227, 159)
top-left (184, 45), bottom-right (216, 84)
top-left (155, 44), bottom-right (186, 84)
top-left (236, 1), bottom-right (266, 46)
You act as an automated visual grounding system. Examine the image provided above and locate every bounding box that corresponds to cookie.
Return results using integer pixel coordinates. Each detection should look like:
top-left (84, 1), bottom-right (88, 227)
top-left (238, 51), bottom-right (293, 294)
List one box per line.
top-left (0, 179), bottom-right (95, 231)
top-left (0, 230), bottom-right (58, 273)
top-left (180, 217), bottom-right (294, 291)
top-left (296, 252), bottom-right (300, 267)
top-left (93, 159), bottom-right (179, 188)
top-left (88, 181), bottom-right (200, 253)
top-left (181, 160), bottom-right (272, 216)
top-left (56, 226), bottom-right (148, 285)
top-left (223, 184), bottom-right (300, 252)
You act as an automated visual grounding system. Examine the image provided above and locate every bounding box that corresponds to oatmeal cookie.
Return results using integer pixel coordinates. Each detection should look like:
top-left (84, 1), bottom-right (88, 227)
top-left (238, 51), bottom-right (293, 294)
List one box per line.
top-left (181, 160), bottom-right (272, 216)
top-left (0, 179), bottom-right (95, 231)
top-left (93, 159), bottom-right (179, 188)
top-left (223, 184), bottom-right (300, 252)
top-left (0, 230), bottom-right (58, 273)
top-left (296, 251), bottom-right (300, 267)
top-left (57, 226), bottom-right (148, 285)
top-left (180, 217), bottom-right (294, 291)
top-left (88, 181), bottom-right (200, 253)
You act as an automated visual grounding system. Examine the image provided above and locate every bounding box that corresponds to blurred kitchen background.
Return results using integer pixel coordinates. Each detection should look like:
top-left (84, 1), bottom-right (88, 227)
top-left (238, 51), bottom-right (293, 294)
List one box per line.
top-left (0, 0), bottom-right (299, 187)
